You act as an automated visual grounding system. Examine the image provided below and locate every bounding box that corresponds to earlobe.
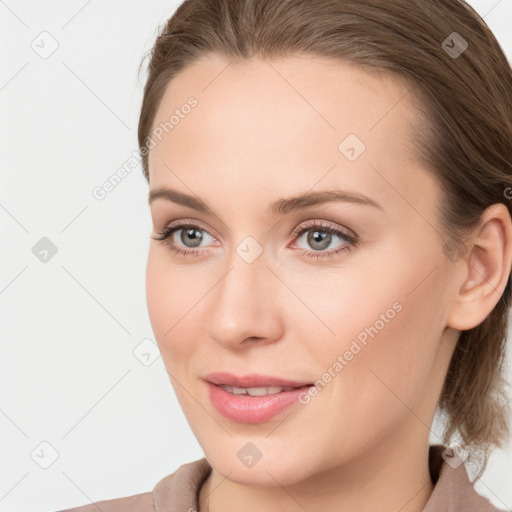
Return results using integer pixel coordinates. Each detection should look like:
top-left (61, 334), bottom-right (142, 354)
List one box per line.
top-left (446, 203), bottom-right (512, 332)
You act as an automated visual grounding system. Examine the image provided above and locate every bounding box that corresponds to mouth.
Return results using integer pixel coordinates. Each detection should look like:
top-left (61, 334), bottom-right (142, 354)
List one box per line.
top-left (204, 371), bottom-right (314, 389)
top-left (217, 384), bottom-right (307, 396)
top-left (203, 372), bottom-right (315, 424)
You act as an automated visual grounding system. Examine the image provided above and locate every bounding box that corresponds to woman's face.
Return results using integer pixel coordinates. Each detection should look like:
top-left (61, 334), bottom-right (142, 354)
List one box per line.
top-left (146, 54), bottom-right (459, 484)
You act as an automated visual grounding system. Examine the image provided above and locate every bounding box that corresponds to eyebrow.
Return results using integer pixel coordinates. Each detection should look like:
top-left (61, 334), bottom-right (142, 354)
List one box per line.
top-left (148, 186), bottom-right (383, 215)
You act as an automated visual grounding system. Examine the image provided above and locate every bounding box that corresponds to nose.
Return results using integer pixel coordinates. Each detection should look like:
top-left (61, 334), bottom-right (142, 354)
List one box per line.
top-left (206, 254), bottom-right (284, 350)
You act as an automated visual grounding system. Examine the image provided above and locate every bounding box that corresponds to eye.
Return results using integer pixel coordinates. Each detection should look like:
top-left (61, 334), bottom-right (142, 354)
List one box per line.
top-left (151, 219), bottom-right (359, 260)
top-left (150, 221), bottom-right (218, 258)
top-left (289, 220), bottom-right (359, 260)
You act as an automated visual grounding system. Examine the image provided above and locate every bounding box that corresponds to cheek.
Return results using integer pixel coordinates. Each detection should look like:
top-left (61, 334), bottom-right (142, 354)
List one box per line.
top-left (146, 250), bottom-right (185, 354)
top-left (309, 261), bottom-right (447, 445)
top-left (145, 249), bottom-right (171, 340)
top-left (145, 247), bottom-right (213, 368)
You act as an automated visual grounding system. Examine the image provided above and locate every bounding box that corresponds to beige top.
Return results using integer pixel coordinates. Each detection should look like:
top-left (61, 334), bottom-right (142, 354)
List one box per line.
top-left (57, 445), bottom-right (503, 511)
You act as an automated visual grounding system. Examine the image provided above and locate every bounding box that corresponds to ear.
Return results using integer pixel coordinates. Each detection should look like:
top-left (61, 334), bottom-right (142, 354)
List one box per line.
top-left (446, 203), bottom-right (512, 331)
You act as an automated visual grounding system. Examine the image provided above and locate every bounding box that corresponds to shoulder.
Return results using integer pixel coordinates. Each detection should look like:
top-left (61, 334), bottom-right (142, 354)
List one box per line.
top-left (55, 458), bottom-right (210, 512)
top-left (427, 445), bottom-right (506, 512)
top-left (55, 490), bottom-right (155, 512)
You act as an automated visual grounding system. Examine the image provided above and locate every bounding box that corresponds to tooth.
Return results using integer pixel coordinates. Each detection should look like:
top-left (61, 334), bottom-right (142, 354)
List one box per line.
top-left (219, 385), bottom-right (298, 395)
top-left (246, 387), bottom-right (271, 396)
top-left (265, 386), bottom-right (284, 394)
top-left (231, 386), bottom-right (248, 395)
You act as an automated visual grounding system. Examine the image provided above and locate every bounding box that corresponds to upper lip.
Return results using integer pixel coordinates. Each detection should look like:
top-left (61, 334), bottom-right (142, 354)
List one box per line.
top-left (204, 372), bottom-right (313, 388)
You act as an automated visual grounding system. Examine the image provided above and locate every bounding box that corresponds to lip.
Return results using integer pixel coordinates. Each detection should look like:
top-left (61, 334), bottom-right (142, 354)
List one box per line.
top-left (204, 372), bottom-right (313, 388)
top-left (204, 372), bottom-right (314, 424)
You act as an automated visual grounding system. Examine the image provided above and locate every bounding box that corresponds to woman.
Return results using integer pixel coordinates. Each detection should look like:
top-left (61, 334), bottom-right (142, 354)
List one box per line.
top-left (59, 0), bottom-right (512, 510)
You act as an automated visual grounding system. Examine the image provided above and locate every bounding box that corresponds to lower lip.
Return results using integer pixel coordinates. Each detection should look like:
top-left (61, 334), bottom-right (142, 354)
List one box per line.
top-left (205, 382), bottom-right (312, 424)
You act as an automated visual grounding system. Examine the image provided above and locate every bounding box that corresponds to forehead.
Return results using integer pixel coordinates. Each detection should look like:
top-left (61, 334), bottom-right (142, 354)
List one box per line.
top-left (148, 54), bottom-right (438, 222)
top-left (150, 53), bottom-right (417, 141)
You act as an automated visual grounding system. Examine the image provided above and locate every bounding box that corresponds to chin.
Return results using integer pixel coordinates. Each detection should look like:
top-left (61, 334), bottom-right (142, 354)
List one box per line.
top-left (203, 441), bottom-right (319, 487)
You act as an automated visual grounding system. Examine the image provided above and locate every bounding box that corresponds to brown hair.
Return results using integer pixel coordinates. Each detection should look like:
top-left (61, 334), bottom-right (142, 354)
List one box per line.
top-left (137, 0), bottom-right (512, 478)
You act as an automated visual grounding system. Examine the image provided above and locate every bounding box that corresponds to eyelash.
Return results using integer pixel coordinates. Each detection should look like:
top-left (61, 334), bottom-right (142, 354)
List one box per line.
top-left (151, 220), bottom-right (359, 260)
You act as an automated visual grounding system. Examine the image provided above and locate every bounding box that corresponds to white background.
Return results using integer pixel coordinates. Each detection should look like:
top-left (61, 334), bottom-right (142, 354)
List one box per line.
top-left (1, 1), bottom-right (511, 511)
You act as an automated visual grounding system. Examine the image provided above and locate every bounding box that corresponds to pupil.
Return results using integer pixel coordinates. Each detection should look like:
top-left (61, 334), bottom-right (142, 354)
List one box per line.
top-left (308, 230), bottom-right (331, 250)
top-left (182, 228), bottom-right (203, 248)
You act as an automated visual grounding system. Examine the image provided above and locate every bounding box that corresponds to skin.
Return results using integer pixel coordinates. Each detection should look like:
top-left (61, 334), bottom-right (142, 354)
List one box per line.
top-left (145, 54), bottom-right (512, 512)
